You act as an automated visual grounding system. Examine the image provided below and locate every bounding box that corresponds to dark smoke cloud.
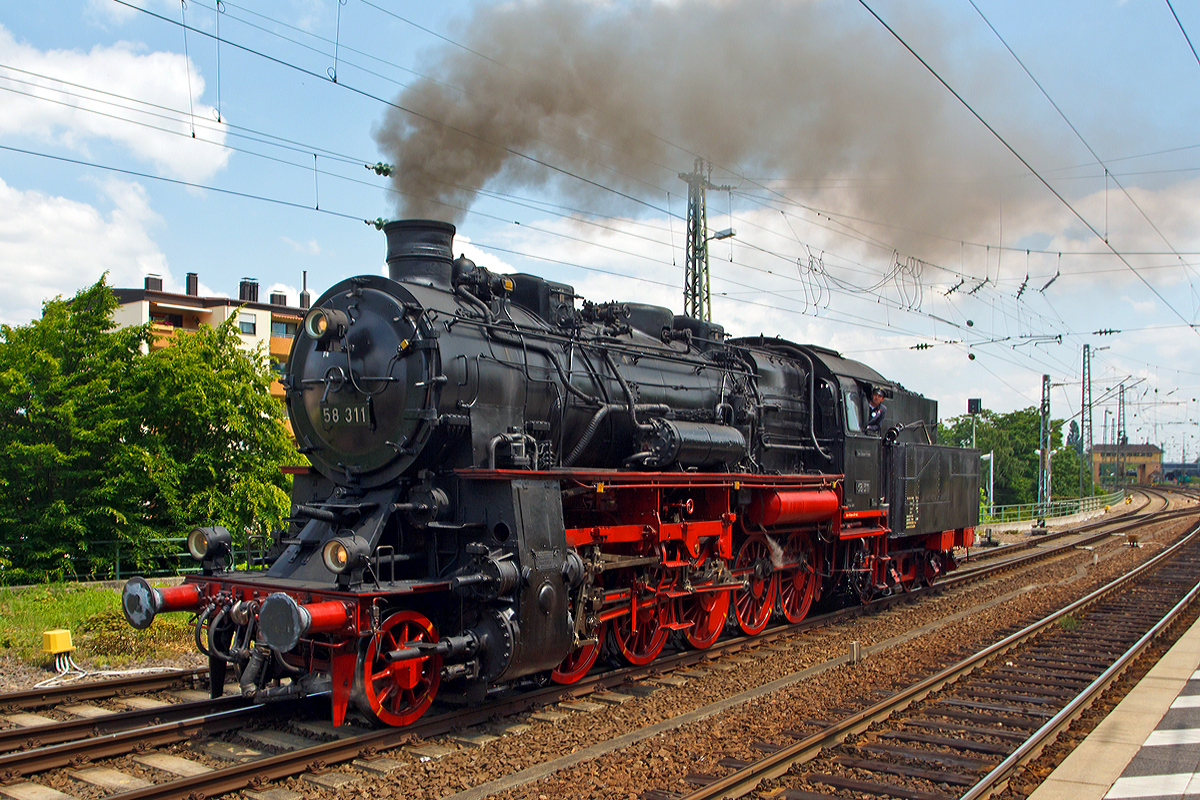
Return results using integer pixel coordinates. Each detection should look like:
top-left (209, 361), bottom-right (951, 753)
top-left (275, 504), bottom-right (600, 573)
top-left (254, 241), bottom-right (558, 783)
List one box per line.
top-left (374, 0), bottom-right (1033, 257)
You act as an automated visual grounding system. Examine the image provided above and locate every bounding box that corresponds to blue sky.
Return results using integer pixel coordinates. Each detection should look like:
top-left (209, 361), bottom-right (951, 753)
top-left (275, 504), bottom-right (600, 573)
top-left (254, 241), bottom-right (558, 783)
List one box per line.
top-left (2, 0), bottom-right (1199, 459)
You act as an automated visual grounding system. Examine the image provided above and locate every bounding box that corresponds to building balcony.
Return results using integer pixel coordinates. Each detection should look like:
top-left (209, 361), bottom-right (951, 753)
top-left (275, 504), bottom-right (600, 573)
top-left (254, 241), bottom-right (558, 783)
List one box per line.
top-left (269, 335), bottom-right (295, 360)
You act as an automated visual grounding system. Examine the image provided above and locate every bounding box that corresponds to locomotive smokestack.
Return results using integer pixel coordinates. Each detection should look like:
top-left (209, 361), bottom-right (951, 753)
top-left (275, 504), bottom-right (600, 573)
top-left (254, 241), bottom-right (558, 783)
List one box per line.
top-left (383, 219), bottom-right (456, 290)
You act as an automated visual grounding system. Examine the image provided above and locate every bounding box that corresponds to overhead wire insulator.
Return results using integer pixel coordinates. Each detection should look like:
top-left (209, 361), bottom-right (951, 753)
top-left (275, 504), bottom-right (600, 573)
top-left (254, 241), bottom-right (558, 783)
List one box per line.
top-left (367, 162), bottom-right (394, 176)
top-left (910, 343), bottom-right (933, 350)
top-left (1094, 328), bottom-right (1120, 336)
top-left (366, 217), bottom-right (389, 230)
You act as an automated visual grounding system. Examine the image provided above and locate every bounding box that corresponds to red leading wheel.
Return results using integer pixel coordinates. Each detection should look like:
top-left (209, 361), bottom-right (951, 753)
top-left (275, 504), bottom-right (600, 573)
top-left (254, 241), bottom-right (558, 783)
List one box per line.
top-left (680, 588), bottom-right (730, 650)
top-left (733, 536), bottom-right (778, 635)
top-left (778, 532), bottom-right (817, 624)
top-left (358, 610), bottom-right (441, 727)
top-left (551, 624), bottom-right (605, 684)
top-left (611, 573), bottom-right (670, 666)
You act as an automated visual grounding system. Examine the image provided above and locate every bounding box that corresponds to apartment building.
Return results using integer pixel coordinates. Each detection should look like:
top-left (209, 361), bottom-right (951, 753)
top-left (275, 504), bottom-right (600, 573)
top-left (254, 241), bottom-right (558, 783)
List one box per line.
top-left (111, 273), bottom-right (310, 406)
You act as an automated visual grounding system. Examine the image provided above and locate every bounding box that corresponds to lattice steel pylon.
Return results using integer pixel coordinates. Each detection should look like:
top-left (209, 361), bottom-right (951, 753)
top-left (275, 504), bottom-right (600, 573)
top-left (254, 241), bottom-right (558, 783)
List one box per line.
top-left (1117, 383), bottom-right (1127, 484)
top-left (1080, 344), bottom-right (1093, 498)
top-left (679, 157), bottom-right (732, 321)
top-left (1038, 374), bottom-right (1052, 514)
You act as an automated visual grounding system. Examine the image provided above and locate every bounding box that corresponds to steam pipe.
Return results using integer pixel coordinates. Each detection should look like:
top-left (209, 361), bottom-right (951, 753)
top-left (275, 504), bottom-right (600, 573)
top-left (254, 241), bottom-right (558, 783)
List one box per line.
top-left (563, 405), bottom-right (616, 466)
top-left (485, 322), bottom-right (603, 406)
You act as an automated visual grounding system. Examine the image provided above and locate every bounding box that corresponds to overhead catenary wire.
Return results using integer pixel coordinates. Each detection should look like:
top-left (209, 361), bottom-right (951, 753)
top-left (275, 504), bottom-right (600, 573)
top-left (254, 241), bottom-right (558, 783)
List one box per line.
top-left (966, 0), bottom-right (1200, 288)
top-left (112, 0), bottom-right (676, 219)
top-left (2, 24), bottom-right (1080, 357)
top-left (1166, 0), bottom-right (1200, 69)
top-left (856, 0), bottom-right (1200, 339)
top-left (11, 1), bottom-right (1190, 407)
top-left (77, 0), bottom-right (1200, 347)
top-left (179, 0), bottom-right (196, 137)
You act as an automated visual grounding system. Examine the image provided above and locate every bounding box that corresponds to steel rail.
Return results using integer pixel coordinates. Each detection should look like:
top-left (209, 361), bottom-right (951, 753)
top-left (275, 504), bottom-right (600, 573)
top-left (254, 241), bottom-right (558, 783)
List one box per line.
top-left (5, 495), bottom-right (1187, 797)
top-left (0, 695), bottom-right (249, 755)
top-left (0, 702), bottom-right (283, 779)
top-left (948, 498), bottom-right (1197, 587)
top-left (0, 668), bottom-right (207, 712)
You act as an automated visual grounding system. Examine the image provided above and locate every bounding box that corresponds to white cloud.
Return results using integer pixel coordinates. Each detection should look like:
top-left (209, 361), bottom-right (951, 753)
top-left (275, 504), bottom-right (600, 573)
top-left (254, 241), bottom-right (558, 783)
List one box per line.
top-left (281, 237), bottom-right (322, 256)
top-left (454, 235), bottom-right (518, 274)
top-left (0, 176), bottom-right (168, 326)
top-left (0, 24), bottom-right (231, 182)
top-left (84, 0), bottom-right (136, 27)
top-left (266, 283), bottom-right (302, 306)
top-left (1120, 295), bottom-right (1156, 316)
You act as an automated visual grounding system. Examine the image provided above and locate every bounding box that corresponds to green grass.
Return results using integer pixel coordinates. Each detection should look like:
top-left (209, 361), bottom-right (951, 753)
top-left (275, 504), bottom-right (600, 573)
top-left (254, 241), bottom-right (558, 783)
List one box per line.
top-left (0, 583), bottom-right (195, 666)
top-left (1057, 614), bottom-right (1080, 631)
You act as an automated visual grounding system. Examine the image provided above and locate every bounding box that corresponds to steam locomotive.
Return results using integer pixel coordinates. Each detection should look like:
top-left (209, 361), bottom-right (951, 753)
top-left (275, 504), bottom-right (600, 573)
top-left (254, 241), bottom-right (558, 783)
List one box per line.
top-left (121, 219), bottom-right (978, 727)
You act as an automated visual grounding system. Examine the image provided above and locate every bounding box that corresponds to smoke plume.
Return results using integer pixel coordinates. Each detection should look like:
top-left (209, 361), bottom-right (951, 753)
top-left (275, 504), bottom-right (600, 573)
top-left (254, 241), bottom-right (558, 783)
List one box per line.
top-left (374, 0), bottom-right (1031, 256)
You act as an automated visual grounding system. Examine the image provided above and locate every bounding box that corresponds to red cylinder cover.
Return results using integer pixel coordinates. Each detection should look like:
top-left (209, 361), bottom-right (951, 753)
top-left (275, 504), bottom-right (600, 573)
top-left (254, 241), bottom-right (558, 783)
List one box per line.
top-left (746, 488), bottom-right (840, 527)
top-left (304, 600), bottom-right (354, 634)
top-left (156, 583), bottom-right (203, 613)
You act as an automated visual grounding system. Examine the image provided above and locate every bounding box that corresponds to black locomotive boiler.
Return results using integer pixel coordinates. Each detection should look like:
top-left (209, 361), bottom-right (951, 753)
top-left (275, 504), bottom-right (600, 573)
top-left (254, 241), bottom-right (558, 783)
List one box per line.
top-left (122, 219), bottom-right (979, 727)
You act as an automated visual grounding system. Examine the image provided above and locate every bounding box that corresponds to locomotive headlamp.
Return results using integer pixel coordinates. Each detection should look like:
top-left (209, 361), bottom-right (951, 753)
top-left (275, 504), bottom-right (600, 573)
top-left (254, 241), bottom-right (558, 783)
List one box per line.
top-left (187, 526), bottom-right (233, 561)
top-left (322, 536), bottom-right (370, 574)
top-left (304, 307), bottom-right (349, 341)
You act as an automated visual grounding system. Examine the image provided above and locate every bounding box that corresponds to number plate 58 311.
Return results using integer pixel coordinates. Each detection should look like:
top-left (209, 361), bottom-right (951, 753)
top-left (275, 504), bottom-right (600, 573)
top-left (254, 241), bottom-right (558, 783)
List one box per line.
top-left (321, 403), bottom-right (371, 426)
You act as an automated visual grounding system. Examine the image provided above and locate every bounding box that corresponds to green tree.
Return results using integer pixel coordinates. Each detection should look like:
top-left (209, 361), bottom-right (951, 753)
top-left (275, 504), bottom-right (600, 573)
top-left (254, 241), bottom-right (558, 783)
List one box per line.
top-left (0, 279), bottom-right (297, 583)
top-left (1051, 446), bottom-right (1093, 499)
top-left (132, 316), bottom-right (296, 550)
top-left (940, 407), bottom-right (1065, 506)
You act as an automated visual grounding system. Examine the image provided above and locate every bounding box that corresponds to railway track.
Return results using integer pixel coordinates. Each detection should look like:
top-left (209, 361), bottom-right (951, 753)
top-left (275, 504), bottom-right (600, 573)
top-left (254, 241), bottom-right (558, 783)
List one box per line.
top-left (0, 669), bottom-right (208, 714)
top-left (669, 505), bottom-right (1200, 800)
top-left (0, 491), bottom-right (1191, 800)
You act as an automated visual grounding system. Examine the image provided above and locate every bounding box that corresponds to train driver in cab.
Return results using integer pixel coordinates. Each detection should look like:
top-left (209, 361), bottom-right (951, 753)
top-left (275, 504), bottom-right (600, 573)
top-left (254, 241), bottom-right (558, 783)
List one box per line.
top-left (866, 388), bottom-right (887, 433)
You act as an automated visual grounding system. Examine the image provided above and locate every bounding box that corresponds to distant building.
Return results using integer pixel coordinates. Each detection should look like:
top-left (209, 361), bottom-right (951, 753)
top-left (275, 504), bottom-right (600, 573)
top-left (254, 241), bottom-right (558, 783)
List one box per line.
top-left (112, 273), bottom-right (310, 420)
top-left (1090, 442), bottom-right (1163, 485)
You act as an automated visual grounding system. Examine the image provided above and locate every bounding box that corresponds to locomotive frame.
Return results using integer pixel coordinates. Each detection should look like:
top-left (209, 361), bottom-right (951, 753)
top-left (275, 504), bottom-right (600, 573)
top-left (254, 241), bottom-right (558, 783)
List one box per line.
top-left (122, 219), bottom-right (978, 727)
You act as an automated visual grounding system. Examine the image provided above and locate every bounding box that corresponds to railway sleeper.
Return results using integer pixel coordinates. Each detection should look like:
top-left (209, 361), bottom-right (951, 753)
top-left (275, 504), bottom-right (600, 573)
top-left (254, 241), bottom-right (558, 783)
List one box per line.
top-left (986, 667), bottom-right (1092, 687)
top-left (832, 755), bottom-right (976, 787)
top-left (962, 680), bottom-right (1078, 699)
top-left (802, 771), bottom-right (955, 800)
top-left (924, 706), bottom-right (1042, 729)
top-left (935, 697), bottom-right (1056, 717)
top-left (875, 729), bottom-right (1015, 755)
top-left (899, 717), bottom-right (1030, 742)
top-left (856, 742), bottom-right (997, 770)
top-left (956, 687), bottom-right (1062, 705)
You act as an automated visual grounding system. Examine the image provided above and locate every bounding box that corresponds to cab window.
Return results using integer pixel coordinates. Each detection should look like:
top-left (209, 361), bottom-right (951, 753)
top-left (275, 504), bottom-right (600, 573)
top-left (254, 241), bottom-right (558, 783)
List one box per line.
top-left (845, 390), bottom-right (862, 432)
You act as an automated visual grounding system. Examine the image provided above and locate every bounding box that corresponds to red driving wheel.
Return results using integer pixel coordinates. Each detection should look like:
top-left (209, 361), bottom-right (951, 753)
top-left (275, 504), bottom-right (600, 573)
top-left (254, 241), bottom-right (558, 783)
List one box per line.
top-left (778, 532), bottom-right (817, 624)
top-left (611, 570), bottom-right (670, 665)
top-left (733, 536), bottom-right (777, 635)
top-left (551, 624), bottom-right (605, 684)
top-left (358, 610), bottom-right (441, 727)
top-left (680, 588), bottom-right (730, 650)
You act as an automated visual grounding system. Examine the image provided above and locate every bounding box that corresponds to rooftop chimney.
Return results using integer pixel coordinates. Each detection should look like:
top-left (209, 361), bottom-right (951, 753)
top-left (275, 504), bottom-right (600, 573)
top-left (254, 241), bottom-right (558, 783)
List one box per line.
top-left (145, 275), bottom-right (163, 292)
top-left (300, 270), bottom-right (311, 309)
top-left (269, 292), bottom-right (287, 306)
top-left (239, 278), bottom-right (259, 303)
top-left (186, 273), bottom-right (199, 296)
top-left (384, 219), bottom-right (455, 289)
